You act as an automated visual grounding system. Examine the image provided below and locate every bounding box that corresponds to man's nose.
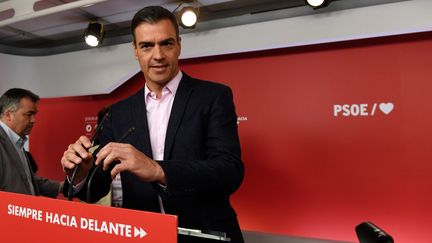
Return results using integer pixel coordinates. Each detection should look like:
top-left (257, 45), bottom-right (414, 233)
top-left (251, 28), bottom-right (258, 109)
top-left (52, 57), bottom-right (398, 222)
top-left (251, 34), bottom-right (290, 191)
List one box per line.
top-left (153, 45), bottom-right (164, 60)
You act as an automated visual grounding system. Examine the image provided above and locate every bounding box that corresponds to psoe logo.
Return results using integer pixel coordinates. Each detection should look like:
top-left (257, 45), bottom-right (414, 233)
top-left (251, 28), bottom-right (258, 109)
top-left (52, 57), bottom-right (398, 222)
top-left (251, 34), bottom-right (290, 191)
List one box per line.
top-left (84, 116), bottom-right (98, 136)
top-left (333, 102), bottom-right (394, 117)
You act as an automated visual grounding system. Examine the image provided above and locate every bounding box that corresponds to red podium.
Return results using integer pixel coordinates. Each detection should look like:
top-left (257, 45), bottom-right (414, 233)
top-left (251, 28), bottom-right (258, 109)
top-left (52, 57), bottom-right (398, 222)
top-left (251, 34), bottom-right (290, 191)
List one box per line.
top-left (0, 191), bottom-right (177, 243)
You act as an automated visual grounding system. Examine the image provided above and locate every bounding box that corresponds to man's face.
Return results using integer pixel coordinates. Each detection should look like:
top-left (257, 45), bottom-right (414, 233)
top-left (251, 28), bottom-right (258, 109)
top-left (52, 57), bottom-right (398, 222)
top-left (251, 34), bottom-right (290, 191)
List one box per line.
top-left (4, 97), bottom-right (38, 137)
top-left (133, 19), bottom-right (181, 91)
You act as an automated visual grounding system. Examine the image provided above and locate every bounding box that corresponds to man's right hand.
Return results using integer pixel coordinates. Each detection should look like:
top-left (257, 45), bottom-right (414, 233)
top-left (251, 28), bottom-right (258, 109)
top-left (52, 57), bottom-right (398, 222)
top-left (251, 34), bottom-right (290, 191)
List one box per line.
top-left (61, 136), bottom-right (95, 185)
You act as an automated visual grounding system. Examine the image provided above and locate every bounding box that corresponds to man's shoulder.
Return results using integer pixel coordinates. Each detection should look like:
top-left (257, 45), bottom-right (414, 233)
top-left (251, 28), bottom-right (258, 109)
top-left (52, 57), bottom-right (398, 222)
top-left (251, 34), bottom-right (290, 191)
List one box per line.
top-left (112, 88), bottom-right (144, 109)
top-left (0, 127), bottom-right (11, 155)
top-left (0, 125), bottom-right (8, 143)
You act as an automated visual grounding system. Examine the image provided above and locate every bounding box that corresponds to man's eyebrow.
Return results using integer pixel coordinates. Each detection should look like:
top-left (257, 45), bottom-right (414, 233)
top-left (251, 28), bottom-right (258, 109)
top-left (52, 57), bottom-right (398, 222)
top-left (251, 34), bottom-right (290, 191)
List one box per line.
top-left (137, 41), bottom-right (155, 46)
top-left (159, 37), bottom-right (176, 43)
top-left (137, 38), bottom-right (176, 46)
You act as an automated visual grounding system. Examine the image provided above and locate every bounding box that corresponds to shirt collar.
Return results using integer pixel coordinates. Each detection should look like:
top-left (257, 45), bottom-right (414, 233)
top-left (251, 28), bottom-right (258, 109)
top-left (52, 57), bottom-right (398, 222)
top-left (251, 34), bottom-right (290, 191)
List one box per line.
top-left (0, 120), bottom-right (27, 149)
top-left (144, 71), bottom-right (183, 101)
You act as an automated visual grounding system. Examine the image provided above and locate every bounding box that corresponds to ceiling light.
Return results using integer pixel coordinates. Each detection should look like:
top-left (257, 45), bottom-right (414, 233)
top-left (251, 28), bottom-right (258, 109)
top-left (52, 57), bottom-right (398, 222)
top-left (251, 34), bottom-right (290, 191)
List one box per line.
top-left (174, 2), bottom-right (200, 29)
top-left (305, 0), bottom-right (332, 9)
top-left (84, 22), bottom-right (104, 47)
top-left (180, 7), bottom-right (198, 28)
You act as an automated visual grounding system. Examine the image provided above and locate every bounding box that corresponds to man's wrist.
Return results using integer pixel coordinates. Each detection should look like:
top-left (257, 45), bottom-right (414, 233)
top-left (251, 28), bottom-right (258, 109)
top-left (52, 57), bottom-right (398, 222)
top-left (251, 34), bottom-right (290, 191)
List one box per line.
top-left (153, 160), bottom-right (166, 185)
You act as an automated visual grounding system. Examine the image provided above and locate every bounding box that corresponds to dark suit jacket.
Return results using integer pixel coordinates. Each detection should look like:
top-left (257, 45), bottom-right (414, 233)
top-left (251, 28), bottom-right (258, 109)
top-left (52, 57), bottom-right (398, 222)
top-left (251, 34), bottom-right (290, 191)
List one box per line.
top-left (65, 73), bottom-right (244, 242)
top-left (0, 126), bottom-right (60, 197)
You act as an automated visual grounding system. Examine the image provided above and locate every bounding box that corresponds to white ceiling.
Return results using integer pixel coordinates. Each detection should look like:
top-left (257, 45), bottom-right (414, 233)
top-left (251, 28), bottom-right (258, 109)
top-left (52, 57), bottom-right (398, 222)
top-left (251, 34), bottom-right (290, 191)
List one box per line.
top-left (1, 0), bottom-right (431, 98)
top-left (0, 0), bottom-right (407, 56)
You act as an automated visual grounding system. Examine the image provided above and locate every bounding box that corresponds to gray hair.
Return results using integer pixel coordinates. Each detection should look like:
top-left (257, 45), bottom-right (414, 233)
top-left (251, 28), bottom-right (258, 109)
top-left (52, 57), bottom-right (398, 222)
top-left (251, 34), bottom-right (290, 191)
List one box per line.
top-left (0, 88), bottom-right (39, 118)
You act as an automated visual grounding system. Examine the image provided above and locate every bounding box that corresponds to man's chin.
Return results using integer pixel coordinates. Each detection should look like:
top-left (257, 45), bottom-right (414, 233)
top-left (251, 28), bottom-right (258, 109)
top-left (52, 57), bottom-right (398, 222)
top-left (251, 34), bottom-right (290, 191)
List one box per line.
top-left (23, 129), bottom-right (32, 136)
top-left (147, 72), bottom-right (175, 83)
top-left (147, 78), bottom-right (171, 86)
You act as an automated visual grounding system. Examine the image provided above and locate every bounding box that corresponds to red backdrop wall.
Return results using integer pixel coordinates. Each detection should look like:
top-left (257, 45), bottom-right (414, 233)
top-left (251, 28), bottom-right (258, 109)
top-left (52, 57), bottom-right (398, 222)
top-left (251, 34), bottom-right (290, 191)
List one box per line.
top-left (30, 32), bottom-right (432, 243)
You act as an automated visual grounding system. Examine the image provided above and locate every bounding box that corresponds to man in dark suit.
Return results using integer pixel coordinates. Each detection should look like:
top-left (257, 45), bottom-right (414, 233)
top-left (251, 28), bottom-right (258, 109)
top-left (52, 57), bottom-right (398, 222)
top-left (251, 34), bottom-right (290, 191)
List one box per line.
top-left (61, 6), bottom-right (244, 243)
top-left (0, 88), bottom-right (61, 197)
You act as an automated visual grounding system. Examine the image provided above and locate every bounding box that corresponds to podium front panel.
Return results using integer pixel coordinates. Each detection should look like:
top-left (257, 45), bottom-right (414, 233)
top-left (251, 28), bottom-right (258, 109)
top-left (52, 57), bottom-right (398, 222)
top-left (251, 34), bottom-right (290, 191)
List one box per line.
top-left (0, 191), bottom-right (177, 243)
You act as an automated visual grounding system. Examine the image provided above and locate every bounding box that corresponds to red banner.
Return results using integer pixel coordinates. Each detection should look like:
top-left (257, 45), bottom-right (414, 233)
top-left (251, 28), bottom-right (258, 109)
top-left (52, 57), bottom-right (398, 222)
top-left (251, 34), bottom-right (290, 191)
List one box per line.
top-left (0, 191), bottom-right (177, 243)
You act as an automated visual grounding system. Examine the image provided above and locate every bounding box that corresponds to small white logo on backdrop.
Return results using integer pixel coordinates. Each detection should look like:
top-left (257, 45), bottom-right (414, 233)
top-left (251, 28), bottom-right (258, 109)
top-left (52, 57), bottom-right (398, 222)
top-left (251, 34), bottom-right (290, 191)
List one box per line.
top-left (237, 116), bottom-right (248, 124)
top-left (84, 116), bottom-right (98, 137)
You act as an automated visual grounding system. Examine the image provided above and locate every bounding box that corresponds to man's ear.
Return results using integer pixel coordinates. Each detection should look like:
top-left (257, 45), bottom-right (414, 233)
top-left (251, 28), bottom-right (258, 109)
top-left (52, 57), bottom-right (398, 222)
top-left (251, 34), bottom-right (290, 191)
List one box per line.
top-left (2, 109), bottom-right (13, 122)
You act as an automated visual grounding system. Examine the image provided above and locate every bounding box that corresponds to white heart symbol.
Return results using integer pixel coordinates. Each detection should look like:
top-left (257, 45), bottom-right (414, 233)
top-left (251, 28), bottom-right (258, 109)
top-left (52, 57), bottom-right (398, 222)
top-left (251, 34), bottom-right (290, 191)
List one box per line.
top-left (379, 103), bottom-right (394, 115)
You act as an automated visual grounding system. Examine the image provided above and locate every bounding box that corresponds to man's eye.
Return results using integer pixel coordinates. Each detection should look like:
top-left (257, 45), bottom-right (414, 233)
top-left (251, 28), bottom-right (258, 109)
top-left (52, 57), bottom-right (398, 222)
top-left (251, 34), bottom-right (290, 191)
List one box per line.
top-left (141, 43), bottom-right (151, 49)
top-left (162, 41), bottom-right (174, 46)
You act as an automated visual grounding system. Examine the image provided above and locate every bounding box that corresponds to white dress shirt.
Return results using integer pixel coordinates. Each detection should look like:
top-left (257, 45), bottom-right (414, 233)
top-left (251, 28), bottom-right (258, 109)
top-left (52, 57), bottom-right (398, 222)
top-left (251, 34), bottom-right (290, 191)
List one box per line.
top-left (111, 71), bottom-right (183, 211)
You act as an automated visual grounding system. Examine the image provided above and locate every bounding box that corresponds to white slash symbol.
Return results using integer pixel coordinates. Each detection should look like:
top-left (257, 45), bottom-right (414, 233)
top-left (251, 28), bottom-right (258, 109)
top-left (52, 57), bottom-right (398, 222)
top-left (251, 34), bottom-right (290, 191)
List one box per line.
top-left (134, 227), bottom-right (147, 238)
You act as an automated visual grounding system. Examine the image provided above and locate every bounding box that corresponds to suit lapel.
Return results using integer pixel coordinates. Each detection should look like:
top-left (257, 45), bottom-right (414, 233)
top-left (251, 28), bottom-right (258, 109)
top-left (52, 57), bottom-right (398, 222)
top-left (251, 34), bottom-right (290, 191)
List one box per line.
top-left (130, 89), bottom-right (153, 158)
top-left (164, 75), bottom-right (194, 160)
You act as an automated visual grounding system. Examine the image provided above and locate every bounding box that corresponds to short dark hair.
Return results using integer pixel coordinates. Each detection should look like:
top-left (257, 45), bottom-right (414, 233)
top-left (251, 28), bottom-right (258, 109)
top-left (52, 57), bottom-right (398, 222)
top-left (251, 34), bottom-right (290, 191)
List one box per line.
top-left (0, 88), bottom-right (39, 117)
top-left (131, 6), bottom-right (179, 45)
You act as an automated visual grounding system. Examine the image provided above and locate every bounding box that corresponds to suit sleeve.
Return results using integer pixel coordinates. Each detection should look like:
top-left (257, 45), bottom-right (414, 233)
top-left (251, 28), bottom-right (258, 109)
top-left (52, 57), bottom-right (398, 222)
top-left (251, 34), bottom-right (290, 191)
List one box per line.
top-left (34, 176), bottom-right (61, 198)
top-left (26, 152), bottom-right (61, 198)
